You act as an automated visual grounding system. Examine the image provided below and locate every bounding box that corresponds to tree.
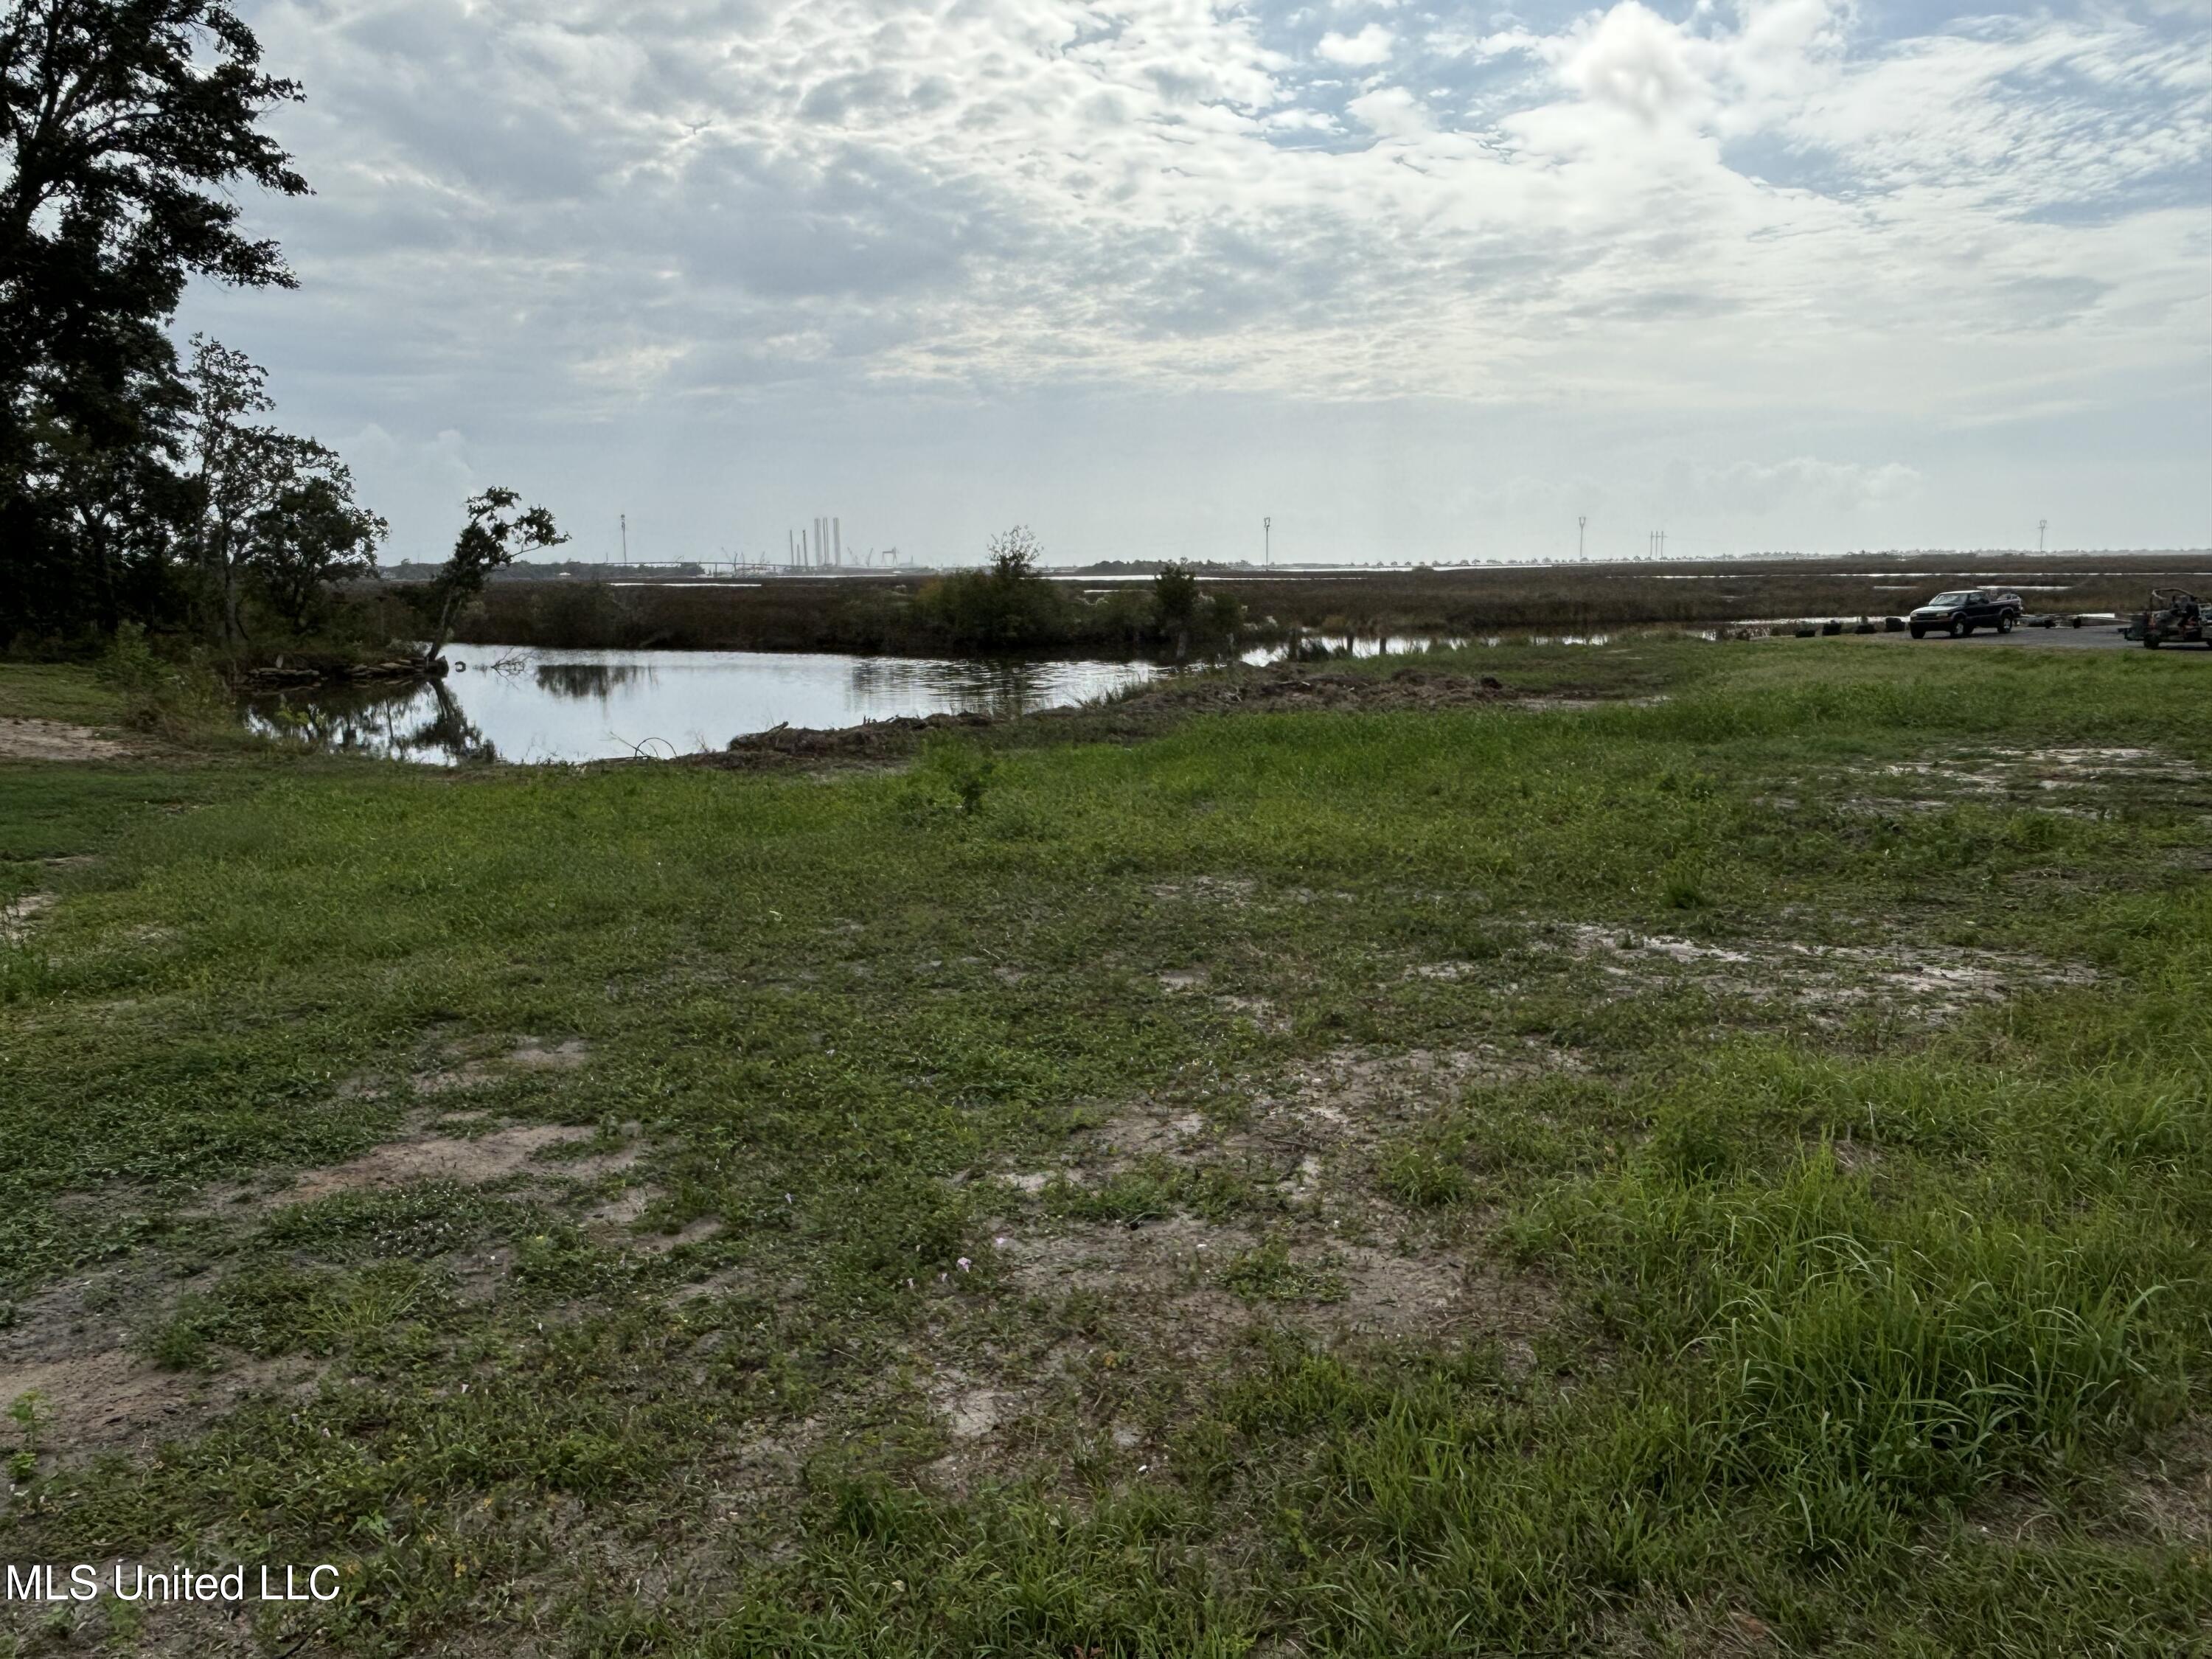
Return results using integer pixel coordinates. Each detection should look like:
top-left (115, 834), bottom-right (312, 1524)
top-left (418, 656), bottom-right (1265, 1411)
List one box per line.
top-left (422, 488), bottom-right (564, 664)
top-left (0, 0), bottom-right (307, 636)
top-left (181, 334), bottom-right (346, 645)
top-left (987, 524), bottom-right (1041, 583)
top-left (1152, 561), bottom-right (1200, 636)
top-left (249, 467), bottom-right (385, 634)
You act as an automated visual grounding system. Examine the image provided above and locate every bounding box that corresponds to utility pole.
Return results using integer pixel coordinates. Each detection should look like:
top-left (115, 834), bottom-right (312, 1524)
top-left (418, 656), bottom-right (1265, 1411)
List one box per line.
top-left (1578, 515), bottom-right (1587, 561)
top-left (1264, 515), bottom-right (1271, 568)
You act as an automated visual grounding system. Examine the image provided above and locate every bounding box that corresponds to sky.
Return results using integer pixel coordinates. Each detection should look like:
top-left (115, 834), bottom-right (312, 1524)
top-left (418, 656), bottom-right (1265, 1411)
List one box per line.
top-left (180, 0), bottom-right (2212, 567)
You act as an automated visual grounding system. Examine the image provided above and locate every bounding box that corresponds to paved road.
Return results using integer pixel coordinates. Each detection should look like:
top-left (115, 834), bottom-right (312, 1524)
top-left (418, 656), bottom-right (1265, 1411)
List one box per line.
top-left (1863, 623), bottom-right (2206, 654)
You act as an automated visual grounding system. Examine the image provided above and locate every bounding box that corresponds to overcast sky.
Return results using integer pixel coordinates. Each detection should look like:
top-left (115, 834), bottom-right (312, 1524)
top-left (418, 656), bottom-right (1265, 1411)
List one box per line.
top-left (181, 0), bottom-right (2211, 566)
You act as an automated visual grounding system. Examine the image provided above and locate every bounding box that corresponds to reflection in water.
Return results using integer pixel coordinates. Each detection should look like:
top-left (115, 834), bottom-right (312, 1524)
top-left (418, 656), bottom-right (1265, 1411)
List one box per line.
top-left (243, 646), bottom-right (1164, 765)
top-left (250, 681), bottom-right (500, 764)
top-left (534, 662), bottom-right (649, 700)
top-left (844, 656), bottom-right (1066, 720)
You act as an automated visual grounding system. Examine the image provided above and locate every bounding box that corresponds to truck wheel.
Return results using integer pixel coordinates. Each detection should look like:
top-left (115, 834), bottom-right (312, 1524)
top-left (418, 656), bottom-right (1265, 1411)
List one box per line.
top-left (1997, 612), bottom-right (2014, 634)
top-left (1949, 619), bottom-right (1966, 638)
top-left (2146, 633), bottom-right (2163, 648)
top-left (1909, 626), bottom-right (1925, 639)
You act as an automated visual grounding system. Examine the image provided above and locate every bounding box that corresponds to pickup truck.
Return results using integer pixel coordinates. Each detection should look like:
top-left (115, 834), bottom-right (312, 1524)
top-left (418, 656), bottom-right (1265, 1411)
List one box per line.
top-left (1907, 590), bottom-right (2023, 639)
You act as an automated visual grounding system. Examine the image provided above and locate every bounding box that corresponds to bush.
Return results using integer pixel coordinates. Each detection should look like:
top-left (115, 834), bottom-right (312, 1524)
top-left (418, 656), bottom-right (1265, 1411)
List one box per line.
top-left (902, 734), bottom-right (996, 816)
top-left (94, 622), bottom-right (229, 736)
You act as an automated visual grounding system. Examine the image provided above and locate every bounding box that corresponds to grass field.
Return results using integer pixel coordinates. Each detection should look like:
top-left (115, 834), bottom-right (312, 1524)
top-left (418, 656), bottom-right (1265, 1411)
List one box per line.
top-left (3, 638), bottom-right (2210, 1655)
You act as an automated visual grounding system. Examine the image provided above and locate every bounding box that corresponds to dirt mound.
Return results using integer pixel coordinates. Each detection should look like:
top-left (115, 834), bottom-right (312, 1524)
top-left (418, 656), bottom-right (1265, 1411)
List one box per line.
top-left (1119, 665), bottom-right (1513, 717)
top-left (689, 667), bottom-right (1520, 771)
top-left (717, 708), bottom-right (990, 764)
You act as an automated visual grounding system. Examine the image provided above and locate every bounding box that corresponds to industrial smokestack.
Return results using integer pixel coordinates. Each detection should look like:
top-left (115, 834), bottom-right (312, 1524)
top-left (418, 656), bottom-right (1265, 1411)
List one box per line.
top-left (834, 518), bottom-right (842, 566)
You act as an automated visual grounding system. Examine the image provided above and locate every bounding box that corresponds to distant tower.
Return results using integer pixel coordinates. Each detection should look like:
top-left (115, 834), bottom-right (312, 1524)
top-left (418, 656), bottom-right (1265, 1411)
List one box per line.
top-left (621, 513), bottom-right (628, 566)
top-left (2039, 518), bottom-right (2048, 554)
top-left (1578, 515), bottom-right (1587, 560)
top-left (835, 518), bottom-right (842, 567)
top-left (1264, 515), bottom-right (1271, 568)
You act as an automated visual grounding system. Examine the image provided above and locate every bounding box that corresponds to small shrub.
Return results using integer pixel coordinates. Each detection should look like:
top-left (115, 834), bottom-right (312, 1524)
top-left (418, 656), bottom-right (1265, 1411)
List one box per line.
top-left (905, 734), bottom-right (995, 817)
top-left (94, 622), bottom-right (229, 737)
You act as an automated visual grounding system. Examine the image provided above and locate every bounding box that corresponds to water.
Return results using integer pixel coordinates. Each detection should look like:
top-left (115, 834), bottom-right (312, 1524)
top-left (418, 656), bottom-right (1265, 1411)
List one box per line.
top-left (244, 646), bottom-right (1165, 765)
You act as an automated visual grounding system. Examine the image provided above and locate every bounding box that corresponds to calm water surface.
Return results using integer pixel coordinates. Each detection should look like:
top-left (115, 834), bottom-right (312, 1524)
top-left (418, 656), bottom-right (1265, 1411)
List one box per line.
top-left (246, 647), bottom-right (1165, 765)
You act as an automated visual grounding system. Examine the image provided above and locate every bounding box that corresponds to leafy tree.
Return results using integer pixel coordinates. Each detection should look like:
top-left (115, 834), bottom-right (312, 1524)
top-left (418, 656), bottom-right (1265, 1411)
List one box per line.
top-left (913, 524), bottom-right (1074, 650)
top-left (181, 334), bottom-right (349, 645)
top-left (987, 524), bottom-right (1041, 583)
top-left (422, 488), bottom-right (565, 663)
top-left (18, 372), bottom-right (187, 632)
top-left (1152, 561), bottom-right (1200, 636)
top-left (250, 468), bottom-right (386, 634)
top-left (0, 0), bottom-right (307, 636)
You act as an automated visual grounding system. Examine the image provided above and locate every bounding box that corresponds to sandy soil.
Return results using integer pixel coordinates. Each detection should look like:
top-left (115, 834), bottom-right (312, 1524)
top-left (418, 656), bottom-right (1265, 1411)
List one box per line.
top-left (0, 717), bottom-right (131, 760)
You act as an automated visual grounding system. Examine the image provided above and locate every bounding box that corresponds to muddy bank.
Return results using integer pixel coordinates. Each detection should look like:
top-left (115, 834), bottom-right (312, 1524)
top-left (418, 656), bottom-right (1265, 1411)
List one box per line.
top-left (240, 653), bottom-right (445, 690)
top-left (697, 664), bottom-right (1517, 771)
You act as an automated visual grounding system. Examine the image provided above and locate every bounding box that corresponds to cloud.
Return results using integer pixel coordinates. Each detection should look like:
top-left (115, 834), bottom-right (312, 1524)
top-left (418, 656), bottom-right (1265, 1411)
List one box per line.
top-left (1316, 24), bottom-right (1395, 66)
top-left (1665, 456), bottom-right (1925, 517)
top-left (1556, 3), bottom-right (1710, 124)
top-left (179, 0), bottom-right (2212, 554)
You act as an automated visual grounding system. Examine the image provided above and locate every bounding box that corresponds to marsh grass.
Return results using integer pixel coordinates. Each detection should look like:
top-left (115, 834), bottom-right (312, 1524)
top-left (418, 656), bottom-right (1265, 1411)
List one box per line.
top-left (446, 553), bottom-right (2212, 655)
top-left (3, 640), bottom-right (2212, 1652)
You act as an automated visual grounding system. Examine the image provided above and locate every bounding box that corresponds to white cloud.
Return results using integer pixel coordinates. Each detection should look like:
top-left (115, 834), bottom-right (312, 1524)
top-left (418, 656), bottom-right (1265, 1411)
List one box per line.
top-left (1665, 456), bottom-right (1925, 517)
top-left (181, 0), bottom-right (2212, 557)
top-left (1316, 24), bottom-right (1396, 66)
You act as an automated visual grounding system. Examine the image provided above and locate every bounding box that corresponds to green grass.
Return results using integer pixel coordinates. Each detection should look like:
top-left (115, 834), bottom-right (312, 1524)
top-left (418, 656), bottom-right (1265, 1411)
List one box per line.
top-left (0, 662), bottom-right (125, 726)
top-left (3, 639), bottom-right (2211, 1655)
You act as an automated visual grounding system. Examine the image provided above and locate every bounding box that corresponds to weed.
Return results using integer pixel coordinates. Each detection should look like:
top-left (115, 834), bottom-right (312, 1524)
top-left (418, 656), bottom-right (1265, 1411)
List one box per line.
top-left (1221, 1234), bottom-right (1346, 1302)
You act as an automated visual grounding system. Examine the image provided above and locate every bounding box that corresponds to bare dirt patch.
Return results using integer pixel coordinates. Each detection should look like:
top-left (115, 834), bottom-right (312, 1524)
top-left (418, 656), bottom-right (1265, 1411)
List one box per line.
top-left (0, 717), bottom-right (131, 761)
top-left (1, 890), bottom-right (54, 943)
top-left (411, 1034), bottom-right (594, 1095)
top-left (286, 1123), bottom-right (616, 1203)
top-left (1147, 875), bottom-right (1259, 903)
top-left (0, 1270), bottom-right (316, 1467)
top-left (1551, 923), bottom-right (2093, 1020)
top-left (0, 1349), bottom-right (313, 1467)
top-left (2111, 1417), bottom-right (2212, 1543)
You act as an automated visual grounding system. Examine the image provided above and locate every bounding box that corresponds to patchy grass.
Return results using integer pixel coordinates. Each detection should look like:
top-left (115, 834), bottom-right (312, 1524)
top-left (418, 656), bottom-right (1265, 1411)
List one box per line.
top-left (0, 663), bottom-right (125, 727)
top-left (2, 638), bottom-right (2211, 1655)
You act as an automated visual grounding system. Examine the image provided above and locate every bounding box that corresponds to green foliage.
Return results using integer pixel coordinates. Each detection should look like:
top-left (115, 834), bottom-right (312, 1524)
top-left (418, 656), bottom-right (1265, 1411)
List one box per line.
top-left (423, 488), bottom-right (567, 660)
top-left (0, 1), bottom-right (307, 641)
top-left (92, 621), bottom-right (228, 734)
top-left (912, 526), bottom-right (1073, 651)
top-left (916, 733), bottom-right (995, 815)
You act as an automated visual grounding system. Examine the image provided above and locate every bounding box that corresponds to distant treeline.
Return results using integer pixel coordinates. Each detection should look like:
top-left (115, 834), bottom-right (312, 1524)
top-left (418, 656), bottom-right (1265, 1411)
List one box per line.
top-left (451, 532), bottom-right (1242, 657)
top-left (438, 554), bottom-right (2212, 657)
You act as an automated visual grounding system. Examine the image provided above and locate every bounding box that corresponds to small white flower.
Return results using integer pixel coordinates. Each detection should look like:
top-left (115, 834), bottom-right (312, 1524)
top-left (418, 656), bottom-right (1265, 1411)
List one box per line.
top-left (956, 1256), bottom-right (973, 1273)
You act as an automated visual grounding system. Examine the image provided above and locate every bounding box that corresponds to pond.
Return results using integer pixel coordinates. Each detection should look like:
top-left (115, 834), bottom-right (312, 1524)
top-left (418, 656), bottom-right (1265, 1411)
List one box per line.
top-left (243, 646), bottom-right (1168, 765)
